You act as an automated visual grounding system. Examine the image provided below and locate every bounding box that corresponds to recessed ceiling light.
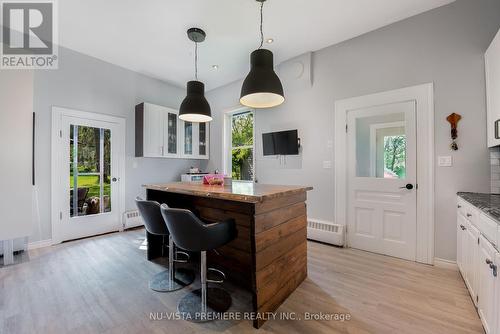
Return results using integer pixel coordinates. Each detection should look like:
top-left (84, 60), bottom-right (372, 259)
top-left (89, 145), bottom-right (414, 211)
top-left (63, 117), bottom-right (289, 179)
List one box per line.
top-left (212, 65), bottom-right (219, 70)
top-left (266, 38), bottom-right (274, 44)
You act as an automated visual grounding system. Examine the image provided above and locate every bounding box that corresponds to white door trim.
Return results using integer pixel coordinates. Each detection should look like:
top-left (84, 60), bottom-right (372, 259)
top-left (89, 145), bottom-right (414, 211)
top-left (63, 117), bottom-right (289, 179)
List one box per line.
top-left (334, 83), bottom-right (434, 264)
top-left (51, 106), bottom-right (126, 244)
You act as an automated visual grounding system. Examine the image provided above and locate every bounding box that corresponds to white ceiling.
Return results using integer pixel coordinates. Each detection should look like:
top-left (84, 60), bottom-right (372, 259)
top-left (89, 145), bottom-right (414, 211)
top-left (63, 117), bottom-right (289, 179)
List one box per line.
top-left (60, 0), bottom-right (455, 91)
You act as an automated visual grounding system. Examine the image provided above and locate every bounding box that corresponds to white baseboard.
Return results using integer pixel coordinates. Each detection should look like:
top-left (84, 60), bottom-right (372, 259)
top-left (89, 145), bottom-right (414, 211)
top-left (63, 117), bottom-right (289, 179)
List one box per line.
top-left (28, 239), bottom-right (53, 250)
top-left (433, 257), bottom-right (458, 270)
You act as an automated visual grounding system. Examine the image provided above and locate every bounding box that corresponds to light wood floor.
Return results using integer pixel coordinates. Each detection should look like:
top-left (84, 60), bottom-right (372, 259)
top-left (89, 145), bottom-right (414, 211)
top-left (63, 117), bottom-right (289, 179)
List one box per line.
top-left (0, 229), bottom-right (483, 334)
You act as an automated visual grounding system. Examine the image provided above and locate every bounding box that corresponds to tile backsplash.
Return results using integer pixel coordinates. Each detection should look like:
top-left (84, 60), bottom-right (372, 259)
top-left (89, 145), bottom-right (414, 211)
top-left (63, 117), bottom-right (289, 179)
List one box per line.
top-left (491, 147), bottom-right (500, 193)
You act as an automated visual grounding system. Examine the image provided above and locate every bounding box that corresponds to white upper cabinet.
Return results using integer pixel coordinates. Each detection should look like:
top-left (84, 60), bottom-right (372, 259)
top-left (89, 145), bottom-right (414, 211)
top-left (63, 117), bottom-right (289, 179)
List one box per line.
top-left (179, 120), bottom-right (210, 160)
top-left (486, 29), bottom-right (500, 147)
top-left (135, 102), bottom-right (209, 159)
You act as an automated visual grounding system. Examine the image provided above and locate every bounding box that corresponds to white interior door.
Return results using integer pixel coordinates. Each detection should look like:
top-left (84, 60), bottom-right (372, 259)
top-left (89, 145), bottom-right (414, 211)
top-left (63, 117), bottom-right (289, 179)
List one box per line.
top-left (54, 112), bottom-right (124, 242)
top-left (347, 101), bottom-right (417, 261)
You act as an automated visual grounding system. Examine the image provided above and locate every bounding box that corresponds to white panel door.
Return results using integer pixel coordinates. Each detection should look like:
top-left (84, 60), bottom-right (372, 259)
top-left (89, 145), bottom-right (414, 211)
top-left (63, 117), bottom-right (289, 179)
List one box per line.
top-left (347, 101), bottom-right (417, 261)
top-left (56, 115), bottom-right (123, 242)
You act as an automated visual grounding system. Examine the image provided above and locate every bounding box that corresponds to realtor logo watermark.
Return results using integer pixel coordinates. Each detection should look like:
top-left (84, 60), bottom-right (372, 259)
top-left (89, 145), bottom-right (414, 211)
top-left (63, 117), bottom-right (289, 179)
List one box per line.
top-left (1, 0), bottom-right (58, 69)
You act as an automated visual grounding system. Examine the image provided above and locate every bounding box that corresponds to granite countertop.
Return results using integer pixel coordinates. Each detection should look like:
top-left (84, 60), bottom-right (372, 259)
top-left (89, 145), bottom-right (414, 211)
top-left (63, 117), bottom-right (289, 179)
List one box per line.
top-left (457, 192), bottom-right (500, 222)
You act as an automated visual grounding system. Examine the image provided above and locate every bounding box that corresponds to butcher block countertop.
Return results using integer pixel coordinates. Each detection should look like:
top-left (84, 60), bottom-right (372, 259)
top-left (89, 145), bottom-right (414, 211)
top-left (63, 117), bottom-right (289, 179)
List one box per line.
top-left (143, 182), bottom-right (313, 203)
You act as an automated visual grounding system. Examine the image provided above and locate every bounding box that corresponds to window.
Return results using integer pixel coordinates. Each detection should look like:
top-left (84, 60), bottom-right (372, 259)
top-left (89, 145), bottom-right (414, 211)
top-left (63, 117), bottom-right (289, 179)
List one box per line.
top-left (383, 135), bottom-right (406, 179)
top-left (226, 111), bottom-right (254, 181)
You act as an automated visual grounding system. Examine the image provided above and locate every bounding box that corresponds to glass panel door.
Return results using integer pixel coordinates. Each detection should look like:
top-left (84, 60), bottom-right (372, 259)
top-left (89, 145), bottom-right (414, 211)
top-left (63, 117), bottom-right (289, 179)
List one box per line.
top-left (199, 122), bottom-right (206, 156)
top-left (69, 124), bottom-right (111, 217)
top-left (184, 121), bottom-right (193, 155)
top-left (167, 112), bottom-right (177, 154)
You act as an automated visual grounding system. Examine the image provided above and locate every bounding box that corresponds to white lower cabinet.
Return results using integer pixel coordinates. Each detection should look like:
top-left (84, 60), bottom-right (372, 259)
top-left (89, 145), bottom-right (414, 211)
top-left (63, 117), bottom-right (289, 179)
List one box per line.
top-left (478, 234), bottom-right (498, 334)
top-left (457, 197), bottom-right (499, 334)
top-left (466, 221), bottom-right (480, 305)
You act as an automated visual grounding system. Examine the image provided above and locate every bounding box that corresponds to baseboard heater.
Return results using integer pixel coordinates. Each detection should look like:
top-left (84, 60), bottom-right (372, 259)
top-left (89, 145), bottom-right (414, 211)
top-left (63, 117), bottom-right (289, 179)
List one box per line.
top-left (122, 210), bottom-right (143, 230)
top-left (307, 219), bottom-right (345, 246)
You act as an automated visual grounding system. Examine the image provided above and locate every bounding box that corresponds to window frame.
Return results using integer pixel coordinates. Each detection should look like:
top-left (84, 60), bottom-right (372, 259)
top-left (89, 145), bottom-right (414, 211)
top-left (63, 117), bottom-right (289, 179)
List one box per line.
top-left (223, 107), bottom-right (256, 183)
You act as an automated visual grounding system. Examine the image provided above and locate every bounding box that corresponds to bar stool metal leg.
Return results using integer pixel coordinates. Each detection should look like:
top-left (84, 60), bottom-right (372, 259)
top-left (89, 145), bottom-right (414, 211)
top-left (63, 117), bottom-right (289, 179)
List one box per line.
top-left (149, 235), bottom-right (195, 292)
top-left (177, 251), bottom-right (232, 322)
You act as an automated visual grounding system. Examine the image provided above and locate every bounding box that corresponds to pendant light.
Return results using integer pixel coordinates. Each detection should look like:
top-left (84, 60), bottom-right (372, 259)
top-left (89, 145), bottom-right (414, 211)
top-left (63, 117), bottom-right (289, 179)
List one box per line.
top-left (240, 0), bottom-right (284, 109)
top-left (179, 28), bottom-right (212, 122)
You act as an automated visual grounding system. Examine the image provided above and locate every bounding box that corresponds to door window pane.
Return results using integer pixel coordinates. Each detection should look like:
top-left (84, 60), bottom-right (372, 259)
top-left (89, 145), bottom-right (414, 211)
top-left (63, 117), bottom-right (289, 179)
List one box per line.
top-left (168, 113), bottom-right (177, 154)
top-left (184, 122), bottom-right (192, 155)
top-left (199, 122), bottom-right (206, 156)
top-left (355, 112), bottom-right (406, 179)
top-left (69, 125), bottom-right (111, 217)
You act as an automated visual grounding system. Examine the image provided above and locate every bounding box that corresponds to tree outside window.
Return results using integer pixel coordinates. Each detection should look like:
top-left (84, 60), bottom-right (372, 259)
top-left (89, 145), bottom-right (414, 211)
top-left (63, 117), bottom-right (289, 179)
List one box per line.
top-left (231, 112), bottom-right (254, 181)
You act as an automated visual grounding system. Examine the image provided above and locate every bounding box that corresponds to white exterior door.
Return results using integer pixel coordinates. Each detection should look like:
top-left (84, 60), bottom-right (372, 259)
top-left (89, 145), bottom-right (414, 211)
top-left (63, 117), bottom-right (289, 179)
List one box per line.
top-left (347, 101), bottom-right (417, 261)
top-left (52, 108), bottom-right (125, 243)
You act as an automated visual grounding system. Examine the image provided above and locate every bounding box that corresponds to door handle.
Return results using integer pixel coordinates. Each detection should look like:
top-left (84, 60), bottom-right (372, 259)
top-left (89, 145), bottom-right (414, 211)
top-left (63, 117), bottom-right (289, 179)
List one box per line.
top-left (491, 264), bottom-right (498, 277)
top-left (112, 177), bottom-right (119, 182)
top-left (399, 184), bottom-right (414, 190)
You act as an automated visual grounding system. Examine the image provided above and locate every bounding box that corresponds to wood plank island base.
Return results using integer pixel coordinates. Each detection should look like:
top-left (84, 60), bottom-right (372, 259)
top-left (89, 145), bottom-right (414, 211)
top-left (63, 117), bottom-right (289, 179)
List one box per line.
top-left (144, 182), bottom-right (313, 328)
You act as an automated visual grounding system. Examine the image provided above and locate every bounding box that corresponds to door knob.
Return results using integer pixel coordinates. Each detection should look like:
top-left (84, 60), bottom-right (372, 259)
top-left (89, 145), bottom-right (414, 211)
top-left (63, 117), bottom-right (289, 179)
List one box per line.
top-left (112, 177), bottom-right (119, 182)
top-left (399, 184), bottom-right (414, 190)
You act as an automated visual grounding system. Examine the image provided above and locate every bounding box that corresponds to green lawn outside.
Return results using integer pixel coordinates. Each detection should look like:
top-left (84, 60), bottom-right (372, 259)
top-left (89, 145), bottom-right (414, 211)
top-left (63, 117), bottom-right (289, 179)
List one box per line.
top-left (69, 174), bottom-right (110, 199)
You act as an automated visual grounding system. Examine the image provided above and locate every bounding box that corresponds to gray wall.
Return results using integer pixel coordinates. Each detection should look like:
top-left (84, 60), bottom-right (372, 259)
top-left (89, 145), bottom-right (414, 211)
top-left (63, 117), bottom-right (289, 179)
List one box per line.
top-left (206, 0), bottom-right (500, 261)
top-left (31, 47), bottom-right (201, 242)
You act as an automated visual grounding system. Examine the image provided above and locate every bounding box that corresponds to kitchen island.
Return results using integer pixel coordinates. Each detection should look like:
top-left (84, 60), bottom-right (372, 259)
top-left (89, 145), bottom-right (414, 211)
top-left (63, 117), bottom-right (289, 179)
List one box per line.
top-left (144, 182), bottom-right (312, 328)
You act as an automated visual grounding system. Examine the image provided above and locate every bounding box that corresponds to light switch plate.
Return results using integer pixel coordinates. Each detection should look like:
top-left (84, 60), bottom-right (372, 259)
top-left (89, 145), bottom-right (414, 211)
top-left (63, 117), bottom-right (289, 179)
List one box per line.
top-left (438, 156), bottom-right (452, 167)
top-left (323, 161), bottom-right (332, 169)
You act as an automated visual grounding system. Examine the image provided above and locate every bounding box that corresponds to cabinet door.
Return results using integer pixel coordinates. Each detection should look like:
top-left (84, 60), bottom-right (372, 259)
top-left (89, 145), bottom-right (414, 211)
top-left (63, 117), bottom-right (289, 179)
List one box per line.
top-left (466, 222), bottom-right (480, 305)
top-left (182, 120), bottom-right (195, 157)
top-left (457, 213), bottom-right (467, 274)
top-left (143, 103), bottom-right (164, 157)
top-left (198, 122), bottom-right (209, 159)
top-left (478, 235), bottom-right (498, 334)
top-left (486, 29), bottom-right (500, 147)
top-left (163, 109), bottom-right (179, 157)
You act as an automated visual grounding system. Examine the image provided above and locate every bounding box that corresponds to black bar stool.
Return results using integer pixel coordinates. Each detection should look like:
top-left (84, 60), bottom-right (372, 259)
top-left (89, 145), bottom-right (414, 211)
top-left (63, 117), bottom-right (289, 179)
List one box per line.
top-left (135, 197), bottom-right (195, 292)
top-left (160, 204), bottom-right (237, 322)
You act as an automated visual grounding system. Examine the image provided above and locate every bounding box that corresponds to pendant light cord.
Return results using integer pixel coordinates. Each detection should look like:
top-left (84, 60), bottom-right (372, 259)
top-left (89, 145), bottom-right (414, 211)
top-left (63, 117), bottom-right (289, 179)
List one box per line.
top-left (258, 1), bottom-right (264, 49)
top-left (194, 41), bottom-right (198, 80)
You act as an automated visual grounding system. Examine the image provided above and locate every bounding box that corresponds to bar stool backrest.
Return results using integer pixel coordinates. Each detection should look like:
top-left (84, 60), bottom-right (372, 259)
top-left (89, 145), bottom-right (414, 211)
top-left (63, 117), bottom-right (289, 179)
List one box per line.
top-left (135, 197), bottom-right (169, 236)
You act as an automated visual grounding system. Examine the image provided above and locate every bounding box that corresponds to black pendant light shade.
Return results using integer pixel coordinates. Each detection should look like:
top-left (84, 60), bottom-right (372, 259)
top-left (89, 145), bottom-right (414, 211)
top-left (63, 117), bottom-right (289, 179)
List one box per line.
top-left (179, 80), bottom-right (212, 122)
top-left (179, 27), bottom-right (212, 122)
top-left (240, 48), bottom-right (284, 108)
top-left (240, 0), bottom-right (284, 109)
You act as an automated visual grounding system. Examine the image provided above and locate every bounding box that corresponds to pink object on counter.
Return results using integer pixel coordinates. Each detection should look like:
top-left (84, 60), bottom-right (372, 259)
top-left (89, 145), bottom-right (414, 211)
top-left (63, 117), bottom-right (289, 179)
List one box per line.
top-left (203, 174), bottom-right (225, 186)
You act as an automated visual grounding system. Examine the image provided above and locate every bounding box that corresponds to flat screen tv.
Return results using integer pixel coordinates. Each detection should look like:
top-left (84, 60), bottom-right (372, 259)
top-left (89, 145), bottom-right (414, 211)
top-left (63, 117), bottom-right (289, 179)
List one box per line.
top-left (262, 130), bottom-right (299, 156)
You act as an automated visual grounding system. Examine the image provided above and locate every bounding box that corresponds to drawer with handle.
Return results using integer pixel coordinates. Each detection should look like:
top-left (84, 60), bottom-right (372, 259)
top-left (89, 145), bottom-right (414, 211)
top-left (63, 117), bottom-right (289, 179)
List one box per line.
top-left (480, 213), bottom-right (498, 248)
top-left (458, 199), bottom-right (480, 227)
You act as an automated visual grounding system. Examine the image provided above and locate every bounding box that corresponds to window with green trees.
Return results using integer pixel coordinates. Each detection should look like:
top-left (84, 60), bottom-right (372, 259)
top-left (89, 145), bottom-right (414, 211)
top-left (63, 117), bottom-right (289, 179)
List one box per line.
top-left (230, 111), bottom-right (254, 181)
